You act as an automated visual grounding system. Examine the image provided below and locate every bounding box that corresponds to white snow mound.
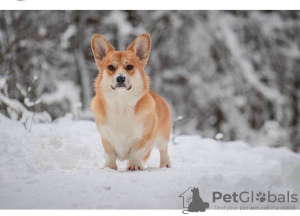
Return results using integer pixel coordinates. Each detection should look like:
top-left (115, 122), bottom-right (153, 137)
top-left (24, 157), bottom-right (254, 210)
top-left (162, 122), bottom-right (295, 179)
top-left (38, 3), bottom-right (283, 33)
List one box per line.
top-left (0, 114), bottom-right (299, 209)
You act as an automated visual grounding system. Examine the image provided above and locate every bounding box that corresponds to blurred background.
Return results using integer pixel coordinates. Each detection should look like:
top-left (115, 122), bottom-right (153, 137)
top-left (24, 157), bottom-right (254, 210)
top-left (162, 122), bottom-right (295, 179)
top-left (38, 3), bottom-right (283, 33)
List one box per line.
top-left (0, 11), bottom-right (299, 151)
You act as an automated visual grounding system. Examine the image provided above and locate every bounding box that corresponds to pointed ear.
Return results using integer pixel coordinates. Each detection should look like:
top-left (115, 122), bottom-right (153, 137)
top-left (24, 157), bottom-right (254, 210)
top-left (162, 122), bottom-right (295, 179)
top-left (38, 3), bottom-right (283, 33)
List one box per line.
top-left (127, 33), bottom-right (151, 67)
top-left (91, 34), bottom-right (115, 61)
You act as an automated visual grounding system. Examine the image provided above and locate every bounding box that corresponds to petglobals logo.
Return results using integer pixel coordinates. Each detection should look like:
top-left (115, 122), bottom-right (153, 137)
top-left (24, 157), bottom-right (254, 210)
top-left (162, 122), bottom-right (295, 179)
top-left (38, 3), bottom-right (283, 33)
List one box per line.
top-left (179, 187), bottom-right (210, 214)
top-left (178, 188), bottom-right (298, 213)
top-left (212, 191), bottom-right (298, 203)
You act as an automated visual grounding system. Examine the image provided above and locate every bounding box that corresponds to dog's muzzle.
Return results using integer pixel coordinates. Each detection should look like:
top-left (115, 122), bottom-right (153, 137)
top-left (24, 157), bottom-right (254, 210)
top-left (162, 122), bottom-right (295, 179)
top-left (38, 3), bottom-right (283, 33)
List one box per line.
top-left (111, 74), bottom-right (132, 90)
top-left (111, 83), bottom-right (132, 90)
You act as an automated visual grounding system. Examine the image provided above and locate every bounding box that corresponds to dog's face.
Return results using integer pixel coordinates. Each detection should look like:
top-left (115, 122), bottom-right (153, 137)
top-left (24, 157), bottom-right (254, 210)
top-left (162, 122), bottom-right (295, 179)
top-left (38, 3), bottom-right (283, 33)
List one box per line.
top-left (91, 33), bottom-right (151, 95)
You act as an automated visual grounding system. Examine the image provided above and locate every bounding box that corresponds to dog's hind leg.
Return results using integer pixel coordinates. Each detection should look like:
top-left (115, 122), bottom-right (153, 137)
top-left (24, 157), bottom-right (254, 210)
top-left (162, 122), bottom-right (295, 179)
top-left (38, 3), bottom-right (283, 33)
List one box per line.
top-left (142, 149), bottom-right (152, 162)
top-left (156, 137), bottom-right (171, 168)
top-left (159, 146), bottom-right (171, 168)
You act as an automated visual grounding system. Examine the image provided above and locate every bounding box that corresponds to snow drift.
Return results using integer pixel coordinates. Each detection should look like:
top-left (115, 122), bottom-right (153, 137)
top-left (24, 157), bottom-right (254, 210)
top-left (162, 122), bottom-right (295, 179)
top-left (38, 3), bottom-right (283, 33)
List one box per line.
top-left (0, 114), bottom-right (299, 209)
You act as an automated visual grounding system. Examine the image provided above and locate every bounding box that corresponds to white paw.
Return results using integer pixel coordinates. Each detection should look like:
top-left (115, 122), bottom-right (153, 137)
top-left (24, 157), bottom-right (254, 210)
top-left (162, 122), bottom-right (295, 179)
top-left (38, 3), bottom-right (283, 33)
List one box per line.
top-left (103, 162), bottom-right (118, 170)
top-left (160, 160), bottom-right (171, 168)
top-left (127, 161), bottom-right (144, 171)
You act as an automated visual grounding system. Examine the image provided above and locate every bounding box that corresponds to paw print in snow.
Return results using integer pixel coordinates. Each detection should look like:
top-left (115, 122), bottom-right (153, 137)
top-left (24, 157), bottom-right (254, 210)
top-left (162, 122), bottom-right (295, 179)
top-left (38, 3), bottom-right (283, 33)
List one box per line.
top-left (256, 192), bottom-right (266, 202)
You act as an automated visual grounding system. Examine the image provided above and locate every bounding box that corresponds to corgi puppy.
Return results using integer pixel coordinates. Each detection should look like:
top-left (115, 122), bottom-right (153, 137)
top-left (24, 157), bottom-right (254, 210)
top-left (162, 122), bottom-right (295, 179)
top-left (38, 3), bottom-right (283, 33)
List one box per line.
top-left (90, 33), bottom-right (171, 171)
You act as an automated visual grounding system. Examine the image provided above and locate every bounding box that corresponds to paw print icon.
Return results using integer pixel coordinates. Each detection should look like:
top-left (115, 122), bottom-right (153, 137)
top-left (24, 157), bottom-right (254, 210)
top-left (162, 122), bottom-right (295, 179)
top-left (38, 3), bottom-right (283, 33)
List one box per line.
top-left (256, 192), bottom-right (266, 202)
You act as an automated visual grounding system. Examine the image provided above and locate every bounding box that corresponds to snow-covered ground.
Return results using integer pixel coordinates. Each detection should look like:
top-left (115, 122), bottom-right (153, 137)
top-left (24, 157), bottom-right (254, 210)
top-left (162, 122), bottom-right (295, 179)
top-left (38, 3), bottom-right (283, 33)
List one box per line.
top-left (0, 113), bottom-right (299, 209)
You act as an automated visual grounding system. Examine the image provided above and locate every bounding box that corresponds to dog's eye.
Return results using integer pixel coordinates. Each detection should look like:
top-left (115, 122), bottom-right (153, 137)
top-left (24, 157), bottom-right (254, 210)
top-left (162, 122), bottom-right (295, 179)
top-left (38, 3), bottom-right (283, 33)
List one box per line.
top-left (126, 65), bottom-right (133, 70)
top-left (108, 65), bottom-right (115, 71)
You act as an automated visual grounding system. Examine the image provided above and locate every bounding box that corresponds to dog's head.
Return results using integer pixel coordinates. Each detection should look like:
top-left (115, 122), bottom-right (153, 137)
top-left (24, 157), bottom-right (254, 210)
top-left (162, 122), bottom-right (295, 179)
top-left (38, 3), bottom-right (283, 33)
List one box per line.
top-left (191, 187), bottom-right (199, 194)
top-left (91, 33), bottom-right (151, 95)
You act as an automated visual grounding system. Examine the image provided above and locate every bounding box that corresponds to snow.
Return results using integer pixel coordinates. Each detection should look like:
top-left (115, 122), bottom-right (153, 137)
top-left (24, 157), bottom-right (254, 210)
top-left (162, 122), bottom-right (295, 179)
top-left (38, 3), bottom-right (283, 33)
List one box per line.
top-left (104, 11), bottom-right (133, 37)
top-left (214, 132), bottom-right (224, 141)
top-left (40, 81), bottom-right (81, 120)
top-left (0, 113), bottom-right (299, 209)
top-left (0, 76), bottom-right (6, 90)
top-left (219, 15), bottom-right (285, 105)
top-left (0, 92), bottom-right (52, 131)
top-left (60, 24), bottom-right (77, 49)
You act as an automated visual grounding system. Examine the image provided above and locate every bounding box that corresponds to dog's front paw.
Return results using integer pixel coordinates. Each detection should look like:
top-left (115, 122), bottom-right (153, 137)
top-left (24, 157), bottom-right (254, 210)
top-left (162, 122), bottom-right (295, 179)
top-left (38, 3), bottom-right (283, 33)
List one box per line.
top-left (127, 161), bottom-right (144, 171)
top-left (103, 161), bottom-right (118, 170)
top-left (160, 160), bottom-right (171, 168)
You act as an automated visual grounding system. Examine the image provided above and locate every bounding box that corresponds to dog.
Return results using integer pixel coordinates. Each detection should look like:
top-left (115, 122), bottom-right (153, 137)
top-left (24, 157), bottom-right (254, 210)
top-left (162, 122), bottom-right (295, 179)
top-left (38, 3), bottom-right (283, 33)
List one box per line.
top-left (188, 188), bottom-right (209, 212)
top-left (90, 33), bottom-right (171, 171)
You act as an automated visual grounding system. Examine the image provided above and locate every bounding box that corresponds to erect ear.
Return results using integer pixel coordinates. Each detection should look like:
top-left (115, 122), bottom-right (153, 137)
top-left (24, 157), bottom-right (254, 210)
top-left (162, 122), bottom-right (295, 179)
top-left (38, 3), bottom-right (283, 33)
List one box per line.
top-left (91, 34), bottom-right (115, 61)
top-left (127, 33), bottom-right (151, 67)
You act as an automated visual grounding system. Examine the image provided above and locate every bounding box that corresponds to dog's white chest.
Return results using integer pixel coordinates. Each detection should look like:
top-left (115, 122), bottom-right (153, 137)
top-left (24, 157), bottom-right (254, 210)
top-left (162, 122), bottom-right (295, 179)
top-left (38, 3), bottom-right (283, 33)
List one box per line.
top-left (99, 95), bottom-right (144, 160)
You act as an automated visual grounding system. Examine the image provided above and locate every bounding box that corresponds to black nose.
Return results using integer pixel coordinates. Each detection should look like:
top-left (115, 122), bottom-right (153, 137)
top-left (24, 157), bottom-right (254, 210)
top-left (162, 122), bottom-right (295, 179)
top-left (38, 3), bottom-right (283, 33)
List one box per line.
top-left (116, 76), bottom-right (126, 84)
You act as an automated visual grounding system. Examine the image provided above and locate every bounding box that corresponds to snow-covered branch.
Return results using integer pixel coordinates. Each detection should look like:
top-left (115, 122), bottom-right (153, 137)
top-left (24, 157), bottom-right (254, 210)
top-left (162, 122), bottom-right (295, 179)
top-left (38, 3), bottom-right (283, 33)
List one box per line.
top-left (40, 81), bottom-right (82, 120)
top-left (220, 16), bottom-right (285, 105)
top-left (0, 91), bottom-right (51, 130)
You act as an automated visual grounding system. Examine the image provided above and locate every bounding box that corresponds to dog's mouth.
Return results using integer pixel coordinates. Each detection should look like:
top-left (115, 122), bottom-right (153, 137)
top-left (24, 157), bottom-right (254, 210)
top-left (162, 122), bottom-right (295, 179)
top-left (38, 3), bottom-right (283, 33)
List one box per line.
top-left (111, 84), bottom-right (132, 90)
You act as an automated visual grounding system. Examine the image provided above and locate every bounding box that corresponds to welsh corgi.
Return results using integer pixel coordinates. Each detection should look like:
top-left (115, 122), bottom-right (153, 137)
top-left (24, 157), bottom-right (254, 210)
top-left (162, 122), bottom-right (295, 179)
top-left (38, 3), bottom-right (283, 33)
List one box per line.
top-left (91, 33), bottom-right (171, 171)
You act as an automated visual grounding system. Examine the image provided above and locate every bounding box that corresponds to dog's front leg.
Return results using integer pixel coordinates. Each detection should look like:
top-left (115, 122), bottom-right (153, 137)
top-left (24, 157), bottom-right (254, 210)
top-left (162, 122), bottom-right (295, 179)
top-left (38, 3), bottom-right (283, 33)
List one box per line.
top-left (101, 138), bottom-right (118, 170)
top-left (127, 148), bottom-right (144, 171)
top-left (127, 139), bottom-right (147, 171)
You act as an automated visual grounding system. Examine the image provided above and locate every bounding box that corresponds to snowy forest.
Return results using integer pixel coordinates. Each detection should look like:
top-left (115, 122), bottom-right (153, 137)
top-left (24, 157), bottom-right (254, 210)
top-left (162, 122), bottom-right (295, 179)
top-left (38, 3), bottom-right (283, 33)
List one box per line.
top-left (0, 11), bottom-right (300, 152)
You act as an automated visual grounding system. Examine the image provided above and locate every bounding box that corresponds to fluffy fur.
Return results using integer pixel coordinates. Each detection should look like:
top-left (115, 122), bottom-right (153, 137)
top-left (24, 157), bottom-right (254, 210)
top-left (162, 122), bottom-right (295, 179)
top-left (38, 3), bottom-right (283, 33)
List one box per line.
top-left (91, 33), bottom-right (171, 171)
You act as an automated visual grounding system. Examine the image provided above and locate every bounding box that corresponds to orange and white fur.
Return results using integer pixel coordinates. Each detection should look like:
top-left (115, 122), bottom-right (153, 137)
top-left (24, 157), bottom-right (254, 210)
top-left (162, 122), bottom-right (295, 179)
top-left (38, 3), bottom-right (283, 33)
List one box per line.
top-left (90, 33), bottom-right (171, 171)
